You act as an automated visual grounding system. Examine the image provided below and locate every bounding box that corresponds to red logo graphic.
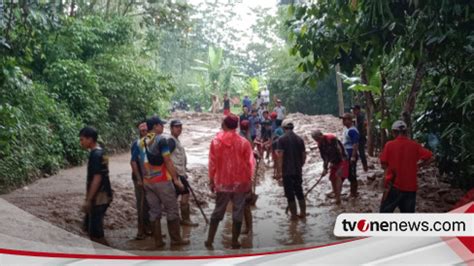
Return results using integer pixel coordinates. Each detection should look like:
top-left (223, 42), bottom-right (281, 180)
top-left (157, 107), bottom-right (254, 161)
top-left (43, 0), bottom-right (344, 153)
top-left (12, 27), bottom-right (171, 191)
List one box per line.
top-left (457, 204), bottom-right (474, 253)
top-left (357, 219), bottom-right (370, 232)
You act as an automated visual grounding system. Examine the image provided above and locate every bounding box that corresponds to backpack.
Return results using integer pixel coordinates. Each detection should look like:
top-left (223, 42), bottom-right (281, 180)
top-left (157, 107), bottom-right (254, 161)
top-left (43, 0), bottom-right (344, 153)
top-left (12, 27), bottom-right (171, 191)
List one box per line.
top-left (143, 136), bottom-right (165, 166)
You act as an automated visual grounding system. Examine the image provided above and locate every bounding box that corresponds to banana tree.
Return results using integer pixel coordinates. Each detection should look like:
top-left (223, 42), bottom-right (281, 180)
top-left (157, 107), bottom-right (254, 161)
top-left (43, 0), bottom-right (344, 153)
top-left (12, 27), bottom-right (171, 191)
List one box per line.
top-left (191, 46), bottom-right (246, 101)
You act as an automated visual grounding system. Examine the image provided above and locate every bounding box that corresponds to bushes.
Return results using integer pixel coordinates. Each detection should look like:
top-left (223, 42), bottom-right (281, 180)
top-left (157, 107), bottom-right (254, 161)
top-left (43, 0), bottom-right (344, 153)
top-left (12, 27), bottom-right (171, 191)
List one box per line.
top-left (45, 59), bottom-right (109, 125)
top-left (0, 9), bottom-right (174, 191)
top-left (0, 59), bottom-right (85, 189)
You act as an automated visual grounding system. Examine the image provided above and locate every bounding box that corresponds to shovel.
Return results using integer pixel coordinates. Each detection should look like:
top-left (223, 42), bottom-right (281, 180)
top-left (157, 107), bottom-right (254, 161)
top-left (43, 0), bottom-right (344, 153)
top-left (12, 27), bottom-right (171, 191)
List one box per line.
top-left (183, 176), bottom-right (209, 225)
top-left (285, 173), bottom-right (326, 214)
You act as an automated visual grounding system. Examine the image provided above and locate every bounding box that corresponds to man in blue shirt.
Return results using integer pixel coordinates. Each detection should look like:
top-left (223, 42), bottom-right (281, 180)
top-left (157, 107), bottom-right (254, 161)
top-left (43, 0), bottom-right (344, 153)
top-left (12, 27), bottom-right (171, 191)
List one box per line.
top-left (341, 113), bottom-right (360, 198)
top-left (130, 122), bottom-right (151, 240)
top-left (248, 109), bottom-right (260, 141)
top-left (242, 95), bottom-right (252, 111)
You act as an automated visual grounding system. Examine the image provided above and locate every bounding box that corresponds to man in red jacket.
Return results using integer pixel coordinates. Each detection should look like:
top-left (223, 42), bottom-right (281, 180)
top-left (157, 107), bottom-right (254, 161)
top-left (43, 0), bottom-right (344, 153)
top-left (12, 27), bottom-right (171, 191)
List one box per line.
top-left (205, 114), bottom-right (255, 249)
top-left (379, 120), bottom-right (434, 213)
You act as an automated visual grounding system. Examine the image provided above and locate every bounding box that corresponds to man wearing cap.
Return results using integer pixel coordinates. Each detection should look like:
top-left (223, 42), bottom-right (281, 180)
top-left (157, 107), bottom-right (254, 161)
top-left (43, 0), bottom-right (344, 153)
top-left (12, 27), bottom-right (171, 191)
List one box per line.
top-left (276, 119), bottom-right (307, 220)
top-left (342, 113), bottom-right (360, 198)
top-left (130, 122), bottom-right (152, 240)
top-left (352, 105), bottom-right (369, 172)
top-left (311, 130), bottom-right (348, 205)
top-left (273, 99), bottom-right (286, 126)
top-left (137, 116), bottom-right (189, 248)
top-left (168, 119), bottom-right (198, 227)
top-left (205, 114), bottom-right (255, 249)
top-left (379, 120), bottom-right (434, 213)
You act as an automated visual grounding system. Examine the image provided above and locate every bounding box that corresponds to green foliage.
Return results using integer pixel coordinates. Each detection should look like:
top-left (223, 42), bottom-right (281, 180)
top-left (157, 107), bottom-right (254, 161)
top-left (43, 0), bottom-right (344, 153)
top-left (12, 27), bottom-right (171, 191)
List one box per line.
top-left (0, 57), bottom-right (85, 188)
top-left (0, 3), bottom-right (175, 191)
top-left (288, 0), bottom-right (474, 188)
top-left (45, 59), bottom-right (108, 125)
top-left (267, 45), bottom-right (345, 116)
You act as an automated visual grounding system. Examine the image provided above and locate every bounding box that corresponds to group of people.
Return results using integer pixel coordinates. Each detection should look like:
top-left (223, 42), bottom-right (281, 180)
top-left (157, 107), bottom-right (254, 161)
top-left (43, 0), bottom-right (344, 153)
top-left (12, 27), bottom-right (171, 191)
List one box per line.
top-left (77, 102), bottom-right (434, 250)
top-left (79, 117), bottom-right (196, 247)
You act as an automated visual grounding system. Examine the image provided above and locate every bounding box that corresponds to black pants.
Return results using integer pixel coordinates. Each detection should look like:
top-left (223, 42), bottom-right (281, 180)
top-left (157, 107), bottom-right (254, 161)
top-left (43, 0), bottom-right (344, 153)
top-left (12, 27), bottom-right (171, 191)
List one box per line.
top-left (359, 137), bottom-right (368, 168)
top-left (348, 159), bottom-right (358, 183)
top-left (380, 188), bottom-right (416, 213)
top-left (283, 175), bottom-right (304, 203)
top-left (83, 204), bottom-right (109, 238)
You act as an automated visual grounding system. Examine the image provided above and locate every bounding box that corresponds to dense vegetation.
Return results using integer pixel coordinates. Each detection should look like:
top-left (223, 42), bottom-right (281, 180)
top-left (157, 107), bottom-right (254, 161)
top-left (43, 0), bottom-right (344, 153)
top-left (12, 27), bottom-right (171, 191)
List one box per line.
top-left (0, 1), bottom-right (180, 190)
top-left (287, 0), bottom-right (474, 188)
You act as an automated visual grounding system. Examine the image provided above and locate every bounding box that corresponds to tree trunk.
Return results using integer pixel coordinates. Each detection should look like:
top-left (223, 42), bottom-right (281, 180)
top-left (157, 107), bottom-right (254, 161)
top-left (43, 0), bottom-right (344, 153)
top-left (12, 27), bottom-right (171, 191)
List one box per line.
top-left (48, 0), bottom-right (56, 16)
top-left (122, 0), bottom-right (134, 15)
top-left (402, 62), bottom-right (426, 137)
top-left (380, 71), bottom-right (389, 149)
top-left (361, 65), bottom-right (375, 156)
top-left (58, 0), bottom-right (63, 14)
top-left (335, 64), bottom-right (345, 117)
top-left (89, 0), bottom-right (97, 13)
top-left (69, 0), bottom-right (75, 16)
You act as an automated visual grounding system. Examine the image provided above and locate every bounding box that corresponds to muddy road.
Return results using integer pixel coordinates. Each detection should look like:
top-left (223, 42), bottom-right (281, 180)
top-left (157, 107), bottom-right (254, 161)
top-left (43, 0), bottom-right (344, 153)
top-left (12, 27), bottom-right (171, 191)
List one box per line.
top-left (1, 111), bottom-right (464, 254)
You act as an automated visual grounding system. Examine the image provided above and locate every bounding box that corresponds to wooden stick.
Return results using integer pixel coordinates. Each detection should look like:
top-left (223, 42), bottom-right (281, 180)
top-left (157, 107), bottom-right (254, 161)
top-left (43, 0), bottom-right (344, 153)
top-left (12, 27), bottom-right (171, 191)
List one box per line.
top-left (185, 178), bottom-right (209, 225)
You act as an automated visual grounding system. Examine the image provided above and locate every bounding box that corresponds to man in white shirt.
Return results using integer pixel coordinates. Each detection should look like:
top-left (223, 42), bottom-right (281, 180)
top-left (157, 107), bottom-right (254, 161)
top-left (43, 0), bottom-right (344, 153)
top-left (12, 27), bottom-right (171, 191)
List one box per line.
top-left (273, 99), bottom-right (286, 125)
top-left (261, 87), bottom-right (270, 107)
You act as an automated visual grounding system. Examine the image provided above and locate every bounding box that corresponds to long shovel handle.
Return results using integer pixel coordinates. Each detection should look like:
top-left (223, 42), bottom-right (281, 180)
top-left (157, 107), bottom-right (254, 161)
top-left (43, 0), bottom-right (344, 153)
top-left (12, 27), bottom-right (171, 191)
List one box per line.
top-left (304, 174), bottom-right (326, 198)
top-left (185, 179), bottom-right (210, 225)
top-left (139, 185), bottom-right (145, 230)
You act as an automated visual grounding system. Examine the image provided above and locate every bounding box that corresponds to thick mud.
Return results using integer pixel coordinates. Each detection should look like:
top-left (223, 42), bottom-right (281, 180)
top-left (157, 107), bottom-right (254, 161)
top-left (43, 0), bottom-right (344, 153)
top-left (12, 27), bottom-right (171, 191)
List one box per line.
top-left (1, 111), bottom-right (465, 254)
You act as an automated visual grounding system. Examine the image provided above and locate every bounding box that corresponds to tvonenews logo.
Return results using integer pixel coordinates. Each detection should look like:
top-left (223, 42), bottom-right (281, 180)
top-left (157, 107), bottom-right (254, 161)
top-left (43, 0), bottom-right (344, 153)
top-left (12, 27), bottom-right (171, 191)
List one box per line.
top-left (334, 214), bottom-right (474, 237)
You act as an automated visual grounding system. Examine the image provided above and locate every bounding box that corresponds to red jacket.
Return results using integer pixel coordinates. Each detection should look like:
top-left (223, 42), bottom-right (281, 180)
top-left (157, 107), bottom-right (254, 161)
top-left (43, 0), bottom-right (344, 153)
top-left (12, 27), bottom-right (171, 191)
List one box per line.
top-left (208, 130), bottom-right (255, 193)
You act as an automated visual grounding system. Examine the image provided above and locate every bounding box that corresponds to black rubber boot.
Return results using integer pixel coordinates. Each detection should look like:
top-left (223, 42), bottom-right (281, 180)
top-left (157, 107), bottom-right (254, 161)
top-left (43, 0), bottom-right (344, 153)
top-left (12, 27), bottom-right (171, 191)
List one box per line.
top-left (153, 220), bottom-right (165, 249)
top-left (231, 220), bottom-right (243, 249)
top-left (298, 199), bottom-right (306, 219)
top-left (242, 205), bottom-right (252, 234)
top-left (288, 201), bottom-right (298, 221)
top-left (180, 203), bottom-right (199, 226)
top-left (204, 218), bottom-right (220, 248)
top-left (350, 181), bottom-right (359, 197)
